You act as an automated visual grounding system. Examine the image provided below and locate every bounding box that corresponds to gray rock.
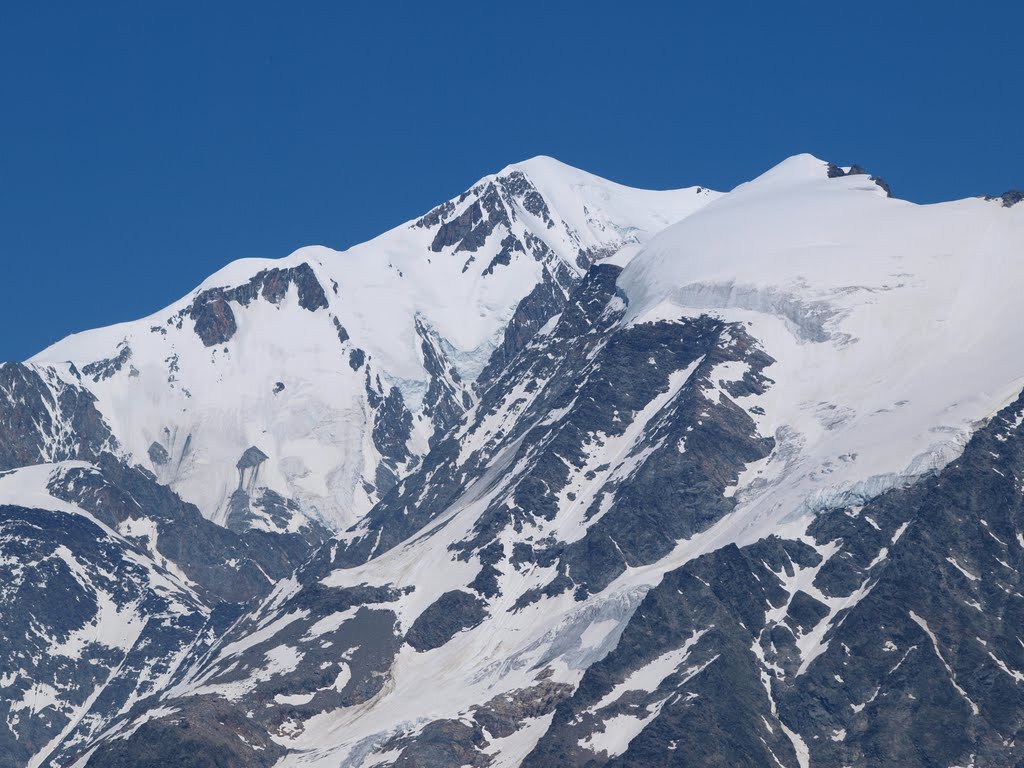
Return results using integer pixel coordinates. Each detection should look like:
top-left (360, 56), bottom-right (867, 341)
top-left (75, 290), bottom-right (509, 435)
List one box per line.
top-left (405, 590), bottom-right (487, 651)
top-left (0, 363), bottom-right (117, 471)
top-left (187, 264), bottom-right (328, 347)
top-left (147, 442), bottom-right (170, 466)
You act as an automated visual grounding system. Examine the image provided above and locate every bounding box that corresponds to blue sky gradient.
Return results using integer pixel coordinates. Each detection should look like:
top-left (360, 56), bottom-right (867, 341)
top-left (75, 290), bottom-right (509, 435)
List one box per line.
top-left (1, 1), bottom-right (1021, 359)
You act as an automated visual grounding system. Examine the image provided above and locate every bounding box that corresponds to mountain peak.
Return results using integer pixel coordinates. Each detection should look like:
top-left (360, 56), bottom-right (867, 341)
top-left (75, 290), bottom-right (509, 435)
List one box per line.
top-left (497, 153), bottom-right (579, 177)
top-left (495, 154), bottom-right (704, 197)
top-left (733, 152), bottom-right (832, 192)
top-left (732, 153), bottom-right (893, 199)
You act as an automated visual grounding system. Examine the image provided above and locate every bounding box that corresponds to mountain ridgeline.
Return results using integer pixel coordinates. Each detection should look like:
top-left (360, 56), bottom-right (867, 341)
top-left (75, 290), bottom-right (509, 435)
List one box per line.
top-left (2, 155), bottom-right (1024, 768)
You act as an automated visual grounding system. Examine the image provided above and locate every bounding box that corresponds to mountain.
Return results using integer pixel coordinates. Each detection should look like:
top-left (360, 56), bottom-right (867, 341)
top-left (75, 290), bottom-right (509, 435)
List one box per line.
top-left (31, 157), bottom-right (716, 534)
top-left (2, 154), bottom-right (1023, 768)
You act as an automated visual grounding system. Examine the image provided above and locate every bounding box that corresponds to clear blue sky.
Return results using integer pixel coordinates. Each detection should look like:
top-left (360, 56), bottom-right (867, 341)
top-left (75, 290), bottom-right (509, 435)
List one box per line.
top-left (1, 1), bottom-right (1021, 360)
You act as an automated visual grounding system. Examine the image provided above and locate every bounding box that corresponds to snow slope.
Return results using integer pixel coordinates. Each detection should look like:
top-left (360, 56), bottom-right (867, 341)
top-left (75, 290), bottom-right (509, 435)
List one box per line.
top-left (31, 157), bottom-right (718, 531)
top-left (620, 152), bottom-right (1024, 545)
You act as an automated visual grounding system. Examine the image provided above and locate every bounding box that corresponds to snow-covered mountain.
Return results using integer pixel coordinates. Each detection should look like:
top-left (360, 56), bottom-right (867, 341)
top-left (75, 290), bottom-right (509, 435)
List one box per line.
top-left (31, 157), bottom-right (716, 535)
top-left (3, 154), bottom-right (1024, 768)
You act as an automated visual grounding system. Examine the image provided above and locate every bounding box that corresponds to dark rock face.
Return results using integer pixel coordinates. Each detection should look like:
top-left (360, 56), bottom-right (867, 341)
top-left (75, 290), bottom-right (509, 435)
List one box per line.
top-left (374, 682), bottom-right (573, 767)
top-left (148, 441), bottom-right (170, 466)
top-left (91, 578), bottom-right (411, 765)
top-left (482, 233), bottom-right (525, 276)
top-left (405, 590), bottom-right (488, 651)
top-left (0, 363), bottom-right (329, 764)
top-left (334, 263), bottom-right (772, 610)
top-left (250, 489), bottom-right (296, 527)
top-left (236, 445), bottom-right (269, 470)
top-left (416, 168), bottom-right (570, 288)
top-left (0, 502), bottom-right (210, 768)
top-left (986, 190), bottom-right (1024, 207)
top-left (188, 263), bottom-right (328, 346)
top-left (524, 547), bottom-right (803, 768)
top-left (475, 267), bottom-right (568, 392)
top-left (429, 196), bottom-right (489, 252)
top-left (826, 162), bottom-right (893, 197)
top-left (869, 174), bottom-right (893, 197)
top-left (332, 265), bottom-right (635, 568)
top-left (373, 389), bottom-right (413, 455)
top-left (0, 452), bottom-right (328, 768)
top-left (225, 445), bottom-right (323, 542)
top-left (422, 172), bottom-right (551, 259)
top-left (769, 392), bottom-right (1024, 767)
top-left (365, 371), bottom-right (415, 496)
top-left (0, 363), bottom-right (116, 471)
top-left (416, 318), bottom-right (472, 446)
top-left (380, 720), bottom-right (490, 768)
top-left (190, 296), bottom-right (237, 346)
top-left (499, 313), bottom-right (774, 603)
top-left (81, 343), bottom-right (132, 382)
top-left (260, 264), bottom-right (329, 310)
top-left (332, 315), bottom-right (350, 344)
top-left (525, 390), bottom-right (1024, 768)
top-left (87, 700), bottom-right (283, 768)
top-left (414, 199), bottom-right (456, 230)
top-left (46, 455), bottom-right (320, 604)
